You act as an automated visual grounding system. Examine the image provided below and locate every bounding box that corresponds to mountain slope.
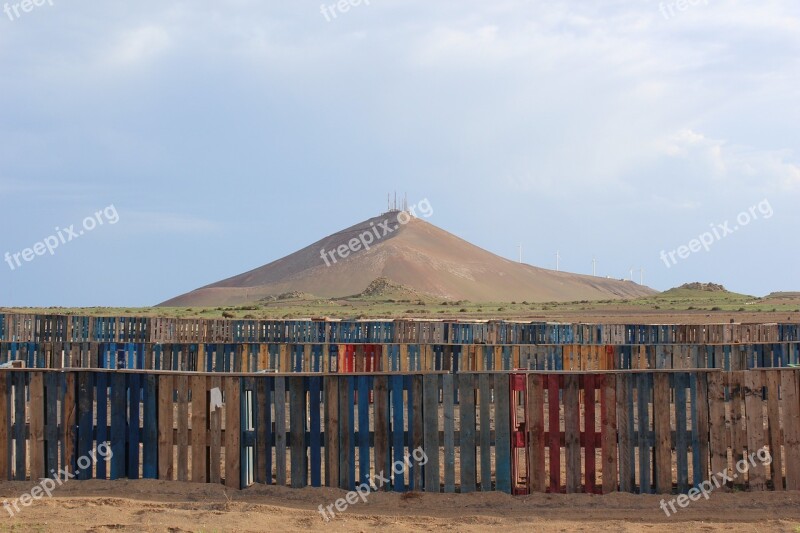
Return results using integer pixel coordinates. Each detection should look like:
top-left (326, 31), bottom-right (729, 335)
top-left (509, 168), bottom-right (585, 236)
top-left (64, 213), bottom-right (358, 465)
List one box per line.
top-left (159, 212), bottom-right (656, 306)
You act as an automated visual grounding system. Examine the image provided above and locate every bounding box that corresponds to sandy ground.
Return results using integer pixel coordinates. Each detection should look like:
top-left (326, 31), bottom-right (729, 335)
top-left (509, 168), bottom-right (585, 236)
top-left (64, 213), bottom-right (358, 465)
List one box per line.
top-left (1, 480), bottom-right (799, 532)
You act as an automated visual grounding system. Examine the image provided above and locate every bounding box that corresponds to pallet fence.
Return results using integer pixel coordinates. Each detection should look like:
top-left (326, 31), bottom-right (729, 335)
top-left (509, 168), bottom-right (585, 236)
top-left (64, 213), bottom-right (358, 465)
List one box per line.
top-left (1, 368), bottom-right (798, 495)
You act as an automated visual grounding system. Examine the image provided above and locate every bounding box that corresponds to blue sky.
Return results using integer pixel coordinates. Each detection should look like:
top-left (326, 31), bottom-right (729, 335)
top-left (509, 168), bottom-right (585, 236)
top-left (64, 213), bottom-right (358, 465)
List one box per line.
top-left (1, 0), bottom-right (798, 306)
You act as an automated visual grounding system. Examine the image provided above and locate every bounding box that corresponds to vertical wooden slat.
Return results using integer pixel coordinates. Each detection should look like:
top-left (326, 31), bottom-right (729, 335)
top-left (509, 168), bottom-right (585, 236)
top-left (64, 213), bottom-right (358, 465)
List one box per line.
top-left (158, 375), bottom-right (174, 480)
top-left (309, 376), bottom-right (322, 488)
top-left (13, 372), bottom-right (26, 480)
top-left (95, 372), bottom-right (108, 479)
top-left (109, 373), bottom-right (126, 480)
top-left (564, 375), bottom-right (580, 493)
top-left (337, 376), bottom-right (351, 490)
top-left (29, 372), bottom-right (45, 480)
top-left (478, 374), bottom-right (492, 491)
top-left (707, 372), bottom-right (728, 483)
top-left (654, 373), bottom-right (672, 494)
top-left (191, 375), bottom-right (208, 483)
top-left (275, 376), bottom-right (287, 487)
top-left (744, 371), bottom-right (766, 490)
top-left (527, 374), bottom-right (546, 493)
top-left (391, 375), bottom-right (404, 491)
top-left (0, 374), bottom-right (9, 480)
top-left (290, 376), bottom-right (307, 488)
top-left (548, 374), bottom-right (561, 493)
top-left (127, 373), bottom-right (140, 479)
top-left (142, 374), bottom-right (157, 479)
top-left (412, 375), bottom-right (424, 490)
top-left (62, 373), bottom-right (76, 479)
top-left (459, 373), bottom-right (476, 493)
top-left (255, 377), bottom-right (268, 485)
top-left (616, 373), bottom-right (633, 492)
top-left (325, 376), bottom-right (339, 488)
top-left (176, 375), bottom-right (189, 482)
top-left (584, 374), bottom-right (596, 494)
top-left (374, 375), bottom-right (390, 490)
top-left (209, 376), bottom-right (222, 484)
top-left (224, 377), bottom-right (241, 489)
top-left (694, 373), bottom-right (710, 485)
top-left (600, 374), bottom-right (617, 494)
top-left (675, 372), bottom-right (689, 493)
top-left (780, 370), bottom-right (800, 490)
top-left (494, 373), bottom-right (511, 494)
top-left (422, 374), bottom-right (440, 492)
top-left (442, 374), bottom-right (455, 493)
top-left (357, 376), bottom-right (370, 486)
top-left (764, 370), bottom-right (783, 490)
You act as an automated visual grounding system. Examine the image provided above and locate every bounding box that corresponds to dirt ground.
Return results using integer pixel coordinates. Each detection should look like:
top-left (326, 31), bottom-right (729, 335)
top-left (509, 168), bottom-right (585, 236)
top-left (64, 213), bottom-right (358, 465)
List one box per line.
top-left (1, 480), bottom-right (799, 532)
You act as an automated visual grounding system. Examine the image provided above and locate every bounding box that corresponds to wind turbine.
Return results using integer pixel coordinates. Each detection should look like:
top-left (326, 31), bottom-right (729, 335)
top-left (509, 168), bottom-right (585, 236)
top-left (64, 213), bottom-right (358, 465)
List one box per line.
top-left (592, 257), bottom-right (596, 277)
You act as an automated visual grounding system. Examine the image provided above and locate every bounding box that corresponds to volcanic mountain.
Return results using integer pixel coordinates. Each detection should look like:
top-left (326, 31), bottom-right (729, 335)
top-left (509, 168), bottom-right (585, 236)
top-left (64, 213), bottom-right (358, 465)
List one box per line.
top-left (159, 212), bottom-right (656, 306)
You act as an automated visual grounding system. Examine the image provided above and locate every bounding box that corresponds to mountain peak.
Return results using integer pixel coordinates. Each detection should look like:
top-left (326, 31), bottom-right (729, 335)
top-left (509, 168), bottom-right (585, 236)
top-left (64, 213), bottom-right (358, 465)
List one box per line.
top-left (159, 213), bottom-right (656, 306)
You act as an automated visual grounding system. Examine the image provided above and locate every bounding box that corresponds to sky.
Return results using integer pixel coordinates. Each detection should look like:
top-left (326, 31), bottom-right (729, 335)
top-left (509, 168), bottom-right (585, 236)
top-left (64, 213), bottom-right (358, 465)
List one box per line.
top-left (1, 0), bottom-right (798, 306)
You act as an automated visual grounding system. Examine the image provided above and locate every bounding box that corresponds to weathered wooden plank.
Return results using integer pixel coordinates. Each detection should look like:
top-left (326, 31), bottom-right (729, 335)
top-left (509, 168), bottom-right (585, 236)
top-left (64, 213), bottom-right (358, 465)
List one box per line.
top-left (209, 376), bottom-right (222, 484)
top-left (109, 373), bottom-right (126, 480)
top-left (29, 372), bottom-right (45, 480)
top-left (337, 375), bottom-right (351, 490)
top-left (309, 376), bottom-right (322, 488)
top-left (729, 371), bottom-right (746, 490)
top-left (707, 372), bottom-right (728, 485)
top-left (0, 374), bottom-right (9, 480)
top-left (494, 373), bottom-right (511, 494)
top-left (693, 372), bottom-right (710, 486)
top-left (780, 370), bottom-right (800, 490)
top-left (95, 372), bottom-right (108, 479)
top-left (391, 375), bottom-right (404, 491)
top-left (616, 373), bottom-right (633, 492)
top-left (142, 374), bottom-right (157, 479)
top-left (675, 372), bottom-right (689, 493)
top-left (290, 376), bottom-right (307, 488)
top-left (548, 374), bottom-right (561, 493)
top-left (158, 375), bottom-right (174, 480)
top-left (374, 375), bottom-right (390, 490)
top-left (654, 373), bottom-right (672, 494)
top-left (275, 376), bottom-right (287, 487)
top-left (527, 374), bottom-right (546, 493)
top-left (255, 377), bottom-right (268, 485)
top-left (478, 374), bottom-right (492, 491)
top-left (325, 376), bottom-right (339, 488)
top-left (224, 377), bottom-right (241, 489)
top-left (62, 373), bottom-right (76, 479)
top-left (584, 374), bottom-right (597, 494)
top-left (442, 374), bottom-right (455, 493)
top-left (422, 374), bottom-right (440, 492)
top-left (637, 373), bottom-right (651, 494)
top-left (176, 375), bottom-right (189, 482)
top-left (765, 370), bottom-right (783, 490)
top-left (564, 375), bottom-right (580, 493)
top-left (744, 371), bottom-right (766, 490)
top-left (127, 373), bottom-right (140, 479)
top-left (412, 375), bottom-right (424, 490)
top-left (13, 372), bottom-right (26, 480)
top-left (600, 374), bottom-right (617, 494)
top-left (459, 373), bottom-right (476, 493)
top-left (357, 376), bottom-right (370, 486)
top-left (191, 375), bottom-right (208, 483)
